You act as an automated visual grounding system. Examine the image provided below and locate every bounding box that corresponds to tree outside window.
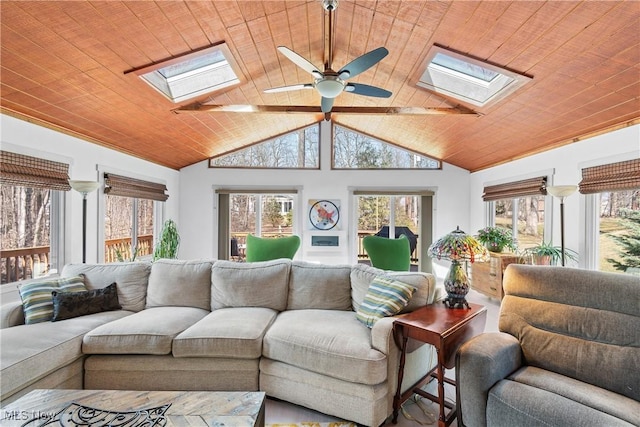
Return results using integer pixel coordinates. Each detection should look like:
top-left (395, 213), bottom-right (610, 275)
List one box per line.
top-left (1, 186), bottom-right (54, 283)
top-left (599, 189), bottom-right (639, 273)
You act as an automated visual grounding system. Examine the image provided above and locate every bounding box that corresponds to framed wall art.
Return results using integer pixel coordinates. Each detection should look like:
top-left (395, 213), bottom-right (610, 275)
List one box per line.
top-left (308, 199), bottom-right (340, 230)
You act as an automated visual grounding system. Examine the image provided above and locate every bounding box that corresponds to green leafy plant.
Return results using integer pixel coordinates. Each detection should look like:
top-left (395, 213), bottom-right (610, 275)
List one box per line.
top-left (522, 241), bottom-right (578, 265)
top-left (153, 219), bottom-right (180, 261)
top-left (476, 226), bottom-right (517, 252)
top-left (115, 245), bottom-right (140, 262)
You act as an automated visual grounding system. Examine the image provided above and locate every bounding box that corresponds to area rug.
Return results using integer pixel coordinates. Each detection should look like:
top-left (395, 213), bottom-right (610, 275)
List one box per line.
top-left (266, 423), bottom-right (356, 427)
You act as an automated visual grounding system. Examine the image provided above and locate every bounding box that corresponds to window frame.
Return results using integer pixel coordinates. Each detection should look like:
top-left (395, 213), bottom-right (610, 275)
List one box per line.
top-left (215, 188), bottom-right (302, 260)
top-left (98, 168), bottom-right (166, 263)
top-left (0, 145), bottom-right (70, 281)
top-left (350, 188), bottom-right (434, 273)
top-left (579, 155), bottom-right (640, 271)
top-left (482, 171), bottom-right (554, 252)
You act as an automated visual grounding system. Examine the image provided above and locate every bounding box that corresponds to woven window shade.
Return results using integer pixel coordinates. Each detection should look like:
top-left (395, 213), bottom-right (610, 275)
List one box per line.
top-left (482, 176), bottom-right (547, 201)
top-left (579, 159), bottom-right (640, 194)
top-left (0, 150), bottom-right (71, 191)
top-left (104, 173), bottom-right (168, 201)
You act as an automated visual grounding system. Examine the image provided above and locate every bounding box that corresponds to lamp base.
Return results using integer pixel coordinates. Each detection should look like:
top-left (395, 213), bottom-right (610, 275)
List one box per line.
top-left (442, 296), bottom-right (470, 309)
top-left (443, 260), bottom-right (471, 309)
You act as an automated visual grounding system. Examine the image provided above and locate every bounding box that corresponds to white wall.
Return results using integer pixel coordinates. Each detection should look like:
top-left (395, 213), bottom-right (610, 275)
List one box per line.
top-left (179, 120), bottom-right (471, 264)
top-left (1, 114), bottom-right (180, 265)
top-left (469, 124), bottom-right (640, 267)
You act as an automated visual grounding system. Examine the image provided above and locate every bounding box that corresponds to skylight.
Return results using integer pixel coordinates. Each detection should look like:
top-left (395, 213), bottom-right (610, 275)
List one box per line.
top-left (128, 42), bottom-right (242, 104)
top-left (417, 46), bottom-right (531, 108)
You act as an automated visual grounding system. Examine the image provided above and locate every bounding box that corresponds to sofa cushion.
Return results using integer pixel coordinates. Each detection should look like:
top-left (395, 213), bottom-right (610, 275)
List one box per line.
top-left (350, 263), bottom-right (436, 313)
top-left (18, 275), bottom-right (87, 324)
top-left (0, 310), bottom-right (131, 401)
top-left (82, 306), bottom-right (209, 355)
top-left (173, 307), bottom-right (278, 359)
top-left (52, 282), bottom-right (121, 321)
top-left (211, 259), bottom-right (291, 311)
top-left (356, 276), bottom-right (415, 328)
top-left (263, 309), bottom-right (387, 385)
top-left (61, 262), bottom-right (151, 312)
top-left (487, 369), bottom-right (640, 426)
top-left (287, 261), bottom-right (352, 310)
top-left (146, 259), bottom-right (212, 310)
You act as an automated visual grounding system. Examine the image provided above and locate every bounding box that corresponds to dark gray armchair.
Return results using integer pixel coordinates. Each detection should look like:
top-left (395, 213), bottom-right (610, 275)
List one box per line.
top-left (456, 265), bottom-right (640, 427)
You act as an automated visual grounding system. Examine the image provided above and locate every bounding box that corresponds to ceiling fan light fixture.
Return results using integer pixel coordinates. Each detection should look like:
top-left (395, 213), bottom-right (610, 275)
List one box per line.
top-left (315, 77), bottom-right (344, 98)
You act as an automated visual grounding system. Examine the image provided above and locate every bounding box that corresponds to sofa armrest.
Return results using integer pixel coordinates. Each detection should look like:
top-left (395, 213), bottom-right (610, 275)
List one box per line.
top-left (456, 332), bottom-right (522, 427)
top-left (0, 300), bottom-right (25, 328)
top-left (370, 316), bottom-right (395, 355)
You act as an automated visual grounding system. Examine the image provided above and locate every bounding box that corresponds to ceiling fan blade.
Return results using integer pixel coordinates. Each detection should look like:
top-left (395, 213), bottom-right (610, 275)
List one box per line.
top-left (321, 97), bottom-right (335, 113)
top-left (277, 46), bottom-right (322, 78)
top-left (264, 83), bottom-right (313, 94)
top-left (337, 47), bottom-right (389, 80)
top-left (345, 83), bottom-right (392, 98)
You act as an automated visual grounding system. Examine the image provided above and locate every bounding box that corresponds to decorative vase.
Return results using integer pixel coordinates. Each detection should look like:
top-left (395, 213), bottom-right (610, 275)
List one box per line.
top-left (443, 260), bottom-right (471, 309)
top-left (485, 242), bottom-right (504, 253)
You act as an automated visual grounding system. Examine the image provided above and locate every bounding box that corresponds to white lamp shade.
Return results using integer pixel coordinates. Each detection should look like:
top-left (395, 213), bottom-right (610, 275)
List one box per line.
top-left (69, 180), bottom-right (100, 194)
top-left (546, 185), bottom-right (577, 198)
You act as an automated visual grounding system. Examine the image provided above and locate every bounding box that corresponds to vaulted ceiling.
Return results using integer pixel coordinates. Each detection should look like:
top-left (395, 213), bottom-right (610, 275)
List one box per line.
top-left (1, 1), bottom-right (639, 172)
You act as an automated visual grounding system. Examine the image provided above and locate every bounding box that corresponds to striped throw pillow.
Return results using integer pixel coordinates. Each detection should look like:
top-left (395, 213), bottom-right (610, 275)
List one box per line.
top-left (356, 276), bottom-right (415, 328)
top-left (18, 275), bottom-right (87, 324)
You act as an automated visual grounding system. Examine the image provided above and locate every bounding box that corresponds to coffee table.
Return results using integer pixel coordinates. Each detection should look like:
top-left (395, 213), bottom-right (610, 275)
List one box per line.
top-left (0, 389), bottom-right (265, 426)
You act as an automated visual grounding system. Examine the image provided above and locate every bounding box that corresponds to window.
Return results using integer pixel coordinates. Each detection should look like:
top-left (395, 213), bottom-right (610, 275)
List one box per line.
top-left (103, 173), bottom-right (168, 262)
top-left (217, 190), bottom-right (298, 261)
top-left (417, 45), bottom-right (532, 108)
top-left (353, 190), bottom-right (434, 272)
top-left (580, 158), bottom-right (640, 273)
top-left (210, 124), bottom-right (319, 169)
top-left (482, 176), bottom-right (549, 250)
top-left (0, 151), bottom-right (68, 283)
top-left (128, 42), bottom-right (243, 103)
top-left (333, 125), bottom-right (440, 169)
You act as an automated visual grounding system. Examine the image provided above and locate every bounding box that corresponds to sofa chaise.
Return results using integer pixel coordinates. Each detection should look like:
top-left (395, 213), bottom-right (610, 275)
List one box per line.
top-left (456, 264), bottom-right (640, 427)
top-left (1, 258), bottom-right (443, 427)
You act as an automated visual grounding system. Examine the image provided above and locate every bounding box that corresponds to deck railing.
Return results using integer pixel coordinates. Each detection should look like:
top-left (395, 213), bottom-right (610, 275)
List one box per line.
top-left (0, 235), bottom-right (155, 284)
top-left (1, 246), bottom-right (50, 284)
top-left (104, 235), bottom-right (153, 263)
top-left (1, 232), bottom-right (419, 283)
top-left (231, 231), bottom-right (419, 264)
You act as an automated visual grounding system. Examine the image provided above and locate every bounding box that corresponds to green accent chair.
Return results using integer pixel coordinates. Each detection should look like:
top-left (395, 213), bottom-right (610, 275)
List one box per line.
top-left (363, 234), bottom-right (411, 271)
top-left (245, 234), bottom-right (301, 262)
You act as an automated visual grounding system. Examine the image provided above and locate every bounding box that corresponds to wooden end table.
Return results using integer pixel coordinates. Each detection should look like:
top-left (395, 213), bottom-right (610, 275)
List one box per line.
top-left (392, 303), bottom-right (487, 427)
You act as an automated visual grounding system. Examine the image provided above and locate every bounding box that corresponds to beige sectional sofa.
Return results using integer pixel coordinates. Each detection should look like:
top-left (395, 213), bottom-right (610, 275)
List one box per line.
top-left (0, 258), bottom-right (441, 427)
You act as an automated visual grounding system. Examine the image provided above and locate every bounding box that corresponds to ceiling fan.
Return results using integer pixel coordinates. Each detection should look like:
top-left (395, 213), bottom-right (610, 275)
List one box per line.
top-left (174, 0), bottom-right (477, 118)
top-left (264, 0), bottom-right (391, 113)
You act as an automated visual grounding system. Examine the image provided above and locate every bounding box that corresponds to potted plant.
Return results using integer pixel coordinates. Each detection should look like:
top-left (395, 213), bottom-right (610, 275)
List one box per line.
top-left (153, 219), bottom-right (180, 261)
top-left (476, 226), bottom-right (517, 253)
top-left (521, 241), bottom-right (578, 265)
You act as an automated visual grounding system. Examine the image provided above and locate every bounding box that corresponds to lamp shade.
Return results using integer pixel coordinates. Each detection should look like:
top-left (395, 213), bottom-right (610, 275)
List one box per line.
top-left (428, 226), bottom-right (490, 263)
top-left (546, 185), bottom-right (577, 198)
top-left (69, 180), bottom-right (100, 194)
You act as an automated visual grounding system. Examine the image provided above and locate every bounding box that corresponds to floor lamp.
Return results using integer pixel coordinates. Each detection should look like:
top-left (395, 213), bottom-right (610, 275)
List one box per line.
top-left (546, 185), bottom-right (577, 266)
top-left (69, 180), bottom-right (100, 263)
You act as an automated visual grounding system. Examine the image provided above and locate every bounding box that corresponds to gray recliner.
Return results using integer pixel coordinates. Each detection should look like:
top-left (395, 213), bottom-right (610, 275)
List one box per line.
top-left (456, 264), bottom-right (640, 427)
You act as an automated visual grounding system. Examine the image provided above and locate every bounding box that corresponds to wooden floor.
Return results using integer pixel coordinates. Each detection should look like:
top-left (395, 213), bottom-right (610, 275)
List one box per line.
top-left (264, 290), bottom-right (501, 426)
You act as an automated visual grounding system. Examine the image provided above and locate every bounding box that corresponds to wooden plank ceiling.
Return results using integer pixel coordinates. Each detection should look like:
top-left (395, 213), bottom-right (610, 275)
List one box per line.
top-left (1, 1), bottom-right (639, 171)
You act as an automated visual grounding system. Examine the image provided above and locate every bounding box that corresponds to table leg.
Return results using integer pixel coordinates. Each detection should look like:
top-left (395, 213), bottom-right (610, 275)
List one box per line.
top-left (392, 327), bottom-right (409, 424)
top-left (436, 349), bottom-right (446, 427)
